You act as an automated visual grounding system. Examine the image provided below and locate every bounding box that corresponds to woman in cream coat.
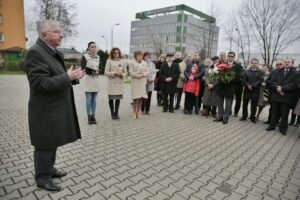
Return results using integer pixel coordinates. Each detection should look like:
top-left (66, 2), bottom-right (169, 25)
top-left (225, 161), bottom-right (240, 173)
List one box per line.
top-left (81, 42), bottom-right (100, 125)
top-left (105, 48), bottom-right (127, 120)
top-left (129, 50), bottom-right (149, 119)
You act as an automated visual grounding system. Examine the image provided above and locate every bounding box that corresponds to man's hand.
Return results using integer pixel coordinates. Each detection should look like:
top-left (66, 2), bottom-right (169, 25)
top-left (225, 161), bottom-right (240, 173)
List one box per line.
top-left (67, 66), bottom-right (85, 81)
top-left (248, 85), bottom-right (252, 90)
top-left (189, 76), bottom-right (194, 80)
top-left (208, 84), bottom-right (213, 89)
top-left (165, 77), bottom-right (172, 82)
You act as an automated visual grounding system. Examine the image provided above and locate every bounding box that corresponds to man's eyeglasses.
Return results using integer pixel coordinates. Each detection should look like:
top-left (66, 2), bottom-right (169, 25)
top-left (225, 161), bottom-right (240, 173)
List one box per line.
top-left (228, 55), bottom-right (234, 57)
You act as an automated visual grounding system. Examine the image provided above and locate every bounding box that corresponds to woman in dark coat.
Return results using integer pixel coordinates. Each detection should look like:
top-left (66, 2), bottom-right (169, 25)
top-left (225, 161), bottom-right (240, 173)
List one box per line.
top-left (155, 54), bottom-right (166, 106)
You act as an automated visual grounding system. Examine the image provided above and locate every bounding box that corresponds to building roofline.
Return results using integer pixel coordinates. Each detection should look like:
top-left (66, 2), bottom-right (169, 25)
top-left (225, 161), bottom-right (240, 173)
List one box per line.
top-left (135, 4), bottom-right (216, 23)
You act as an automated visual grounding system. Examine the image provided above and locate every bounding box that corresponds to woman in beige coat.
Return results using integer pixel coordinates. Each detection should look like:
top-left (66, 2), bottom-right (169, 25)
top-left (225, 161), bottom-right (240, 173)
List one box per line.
top-left (81, 42), bottom-right (100, 125)
top-left (105, 48), bottom-right (127, 120)
top-left (129, 50), bottom-right (149, 119)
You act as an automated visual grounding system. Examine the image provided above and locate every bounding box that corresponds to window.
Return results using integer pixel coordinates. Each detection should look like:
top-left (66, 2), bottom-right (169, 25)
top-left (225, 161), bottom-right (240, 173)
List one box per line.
top-left (0, 32), bottom-right (4, 42)
top-left (0, 14), bottom-right (2, 24)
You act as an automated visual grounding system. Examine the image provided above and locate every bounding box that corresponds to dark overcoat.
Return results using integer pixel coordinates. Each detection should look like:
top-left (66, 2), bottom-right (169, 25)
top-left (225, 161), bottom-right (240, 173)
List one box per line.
top-left (160, 62), bottom-right (180, 94)
top-left (215, 63), bottom-right (244, 98)
top-left (269, 68), bottom-right (299, 105)
top-left (242, 68), bottom-right (264, 101)
top-left (24, 38), bottom-right (81, 149)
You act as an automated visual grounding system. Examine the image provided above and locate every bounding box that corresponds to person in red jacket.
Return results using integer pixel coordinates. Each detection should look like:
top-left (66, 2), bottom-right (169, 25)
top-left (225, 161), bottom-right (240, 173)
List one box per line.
top-left (183, 65), bottom-right (200, 114)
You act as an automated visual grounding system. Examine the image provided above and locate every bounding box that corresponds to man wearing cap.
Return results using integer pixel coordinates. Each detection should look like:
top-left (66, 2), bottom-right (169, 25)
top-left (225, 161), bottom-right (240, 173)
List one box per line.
top-left (160, 53), bottom-right (180, 113)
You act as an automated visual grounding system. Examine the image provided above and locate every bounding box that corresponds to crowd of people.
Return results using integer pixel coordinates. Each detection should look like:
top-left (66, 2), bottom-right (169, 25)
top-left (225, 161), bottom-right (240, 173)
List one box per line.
top-left (81, 41), bottom-right (300, 137)
top-left (23, 20), bottom-right (299, 191)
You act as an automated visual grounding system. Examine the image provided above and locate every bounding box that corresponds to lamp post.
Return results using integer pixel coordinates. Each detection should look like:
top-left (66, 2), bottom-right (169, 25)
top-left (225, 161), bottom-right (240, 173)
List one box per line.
top-left (111, 23), bottom-right (120, 49)
top-left (101, 35), bottom-right (108, 52)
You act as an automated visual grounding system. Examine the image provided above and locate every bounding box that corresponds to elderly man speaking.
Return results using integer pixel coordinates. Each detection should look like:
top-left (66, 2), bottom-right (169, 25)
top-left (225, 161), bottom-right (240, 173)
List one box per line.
top-left (24, 20), bottom-right (84, 191)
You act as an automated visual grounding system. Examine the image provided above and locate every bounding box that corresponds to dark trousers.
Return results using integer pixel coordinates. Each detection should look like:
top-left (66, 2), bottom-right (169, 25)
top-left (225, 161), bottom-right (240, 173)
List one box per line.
top-left (34, 148), bottom-right (57, 185)
top-left (141, 91), bottom-right (152, 112)
top-left (163, 93), bottom-right (175, 111)
top-left (270, 102), bottom-right (290, 131)
top-left (218, 96), bottom-right (233, 119)
top-left (185, 92), bottom-right (197, 112)
top-left (196, 86), bottom-right (205, 110)
top-left (175, 87), bottom-right (183, 107)
top-left (156, 90), bottom-right (163, 105)
top-left (242, 98), bottom-right (258, 119)
top-left (233, 86), bottom-right (243, 115)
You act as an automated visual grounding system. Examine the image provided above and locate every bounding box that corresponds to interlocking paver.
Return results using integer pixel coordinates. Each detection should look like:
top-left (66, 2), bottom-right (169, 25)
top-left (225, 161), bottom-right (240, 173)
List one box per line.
top-left (0, 75), bottom-right (300, 200)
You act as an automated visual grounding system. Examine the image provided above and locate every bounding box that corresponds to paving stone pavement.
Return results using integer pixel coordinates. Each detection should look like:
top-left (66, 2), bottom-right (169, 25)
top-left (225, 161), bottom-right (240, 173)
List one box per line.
top-left (0, 75), bottom-right (300, 200)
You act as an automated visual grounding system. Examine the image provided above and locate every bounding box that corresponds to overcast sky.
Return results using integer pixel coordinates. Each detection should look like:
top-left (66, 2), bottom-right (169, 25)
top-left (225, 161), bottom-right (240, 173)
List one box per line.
top-left (24, 0), bottom-right (299, 55)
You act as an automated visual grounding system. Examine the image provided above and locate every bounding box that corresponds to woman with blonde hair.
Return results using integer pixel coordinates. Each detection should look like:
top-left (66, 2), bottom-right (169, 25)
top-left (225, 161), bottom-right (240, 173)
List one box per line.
top-left (129, 50), bottom-right (149, 119)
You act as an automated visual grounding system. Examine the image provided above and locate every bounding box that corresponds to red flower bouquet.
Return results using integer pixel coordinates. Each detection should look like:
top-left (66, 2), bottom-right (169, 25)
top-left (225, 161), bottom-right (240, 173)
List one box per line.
top-left (209, 63), bottom-right (236, 84)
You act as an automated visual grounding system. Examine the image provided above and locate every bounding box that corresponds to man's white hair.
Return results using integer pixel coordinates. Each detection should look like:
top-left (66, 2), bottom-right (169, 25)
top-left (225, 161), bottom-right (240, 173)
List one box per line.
top-left (37, 20), bottom-right (60, 35)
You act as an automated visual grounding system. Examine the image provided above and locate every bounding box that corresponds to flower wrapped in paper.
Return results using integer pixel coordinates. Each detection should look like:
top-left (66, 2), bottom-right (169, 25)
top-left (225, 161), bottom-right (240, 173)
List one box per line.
top-left (209, 63), bottom-right (236, 84)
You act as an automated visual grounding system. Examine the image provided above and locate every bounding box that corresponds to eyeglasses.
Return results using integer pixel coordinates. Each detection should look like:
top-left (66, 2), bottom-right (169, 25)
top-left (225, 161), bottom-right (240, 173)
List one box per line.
top-left (228, 55), bottom-right (234, 57)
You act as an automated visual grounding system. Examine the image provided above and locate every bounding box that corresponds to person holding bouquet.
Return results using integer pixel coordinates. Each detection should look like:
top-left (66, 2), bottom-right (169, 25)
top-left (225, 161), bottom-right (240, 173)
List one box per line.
top-left (213, 51), bottom-right (243, 124)
top-left (129, 50), bottom-right (149, 119)
top-left (81, 42), bottom-right (101, 125)
top-left (105, 48), bottom-right (127, 120)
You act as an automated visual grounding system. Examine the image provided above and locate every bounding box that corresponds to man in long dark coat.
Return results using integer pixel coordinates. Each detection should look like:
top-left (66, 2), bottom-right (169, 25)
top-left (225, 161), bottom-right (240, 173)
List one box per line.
top-left (24, 20), bottom-right (84, 191)
top-left (160, 53), bottom-right (180, 113)
top-left (266, 58), bottom-right (300, 135)
top-left (240, 58), bottom-right (264, 123)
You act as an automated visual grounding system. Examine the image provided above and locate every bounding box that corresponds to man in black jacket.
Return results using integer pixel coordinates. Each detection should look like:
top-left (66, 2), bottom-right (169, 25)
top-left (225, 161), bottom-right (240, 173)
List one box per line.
top-left (240, 58), bottom-right (264, 123)
top-left (160, 53), bottom-right (180, 113)
top-left (184, 52), bottom-right (205, 114)
top-left (24, 20), bottom-right (84, 191)
top-left (266, 58), bottom-right (299, 135)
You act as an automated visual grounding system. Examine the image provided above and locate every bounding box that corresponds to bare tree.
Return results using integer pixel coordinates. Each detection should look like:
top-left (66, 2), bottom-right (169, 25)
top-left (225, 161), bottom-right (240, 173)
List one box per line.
top-left (241, 0), bottom-right (300, 67)
top-left (34, 0), bottom-right (78, 39)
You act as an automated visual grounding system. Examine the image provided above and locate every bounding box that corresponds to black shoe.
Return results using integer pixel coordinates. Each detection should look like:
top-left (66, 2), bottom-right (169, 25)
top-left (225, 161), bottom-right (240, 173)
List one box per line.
top-left (88, 115), bottom-right (93, 125)
top-left (280, 130), bottom-right (287, 135)
top-left (91, 115), bottom-right (97, 124)
top-left (213, 118), bottom-right (223, 122)
top-left (263, 121), bottom-right (270, 124)
top-left (169, 110), bottom-right (174, 113)
top-left (174, 105), bottom-right (180, 110)
top-left (295, 123), bottom-right (300, 127)
top-left (289, 122), bottom-right (295, 126)
top-left (111, 113), bottom-right (116, 120)
top-left (37, 182), bottom-right (62, 192)
top-left (184, 110), bottom-right (188, 114)
top-left (234, 114), bottom-right (238, 117)
top-left (239, 117), bottom-right (247, 121)
top-left (163, 109), bottom-right (167, 113)
top-left (52, 170), bottom-right (67, 178)
top-left (188, 111), bottom-right (192, 115)
top-left (266, 127), bottom-right (275, 131)
top-left (114, 112), bottom-right (120, 119)
top-left (195, 110), bottom-right (199, 115)
top-left (251, 119), bottom-right (256, 124)
top-left (223, 118), bottom-right (228, 124)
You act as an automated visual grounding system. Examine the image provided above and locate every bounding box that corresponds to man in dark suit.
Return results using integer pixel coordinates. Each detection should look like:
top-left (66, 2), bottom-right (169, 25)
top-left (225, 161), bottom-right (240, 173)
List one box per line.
top-left (240, 58), bottom-right (264, 123)
top-left (214, 51), bottom-right (243, 124)
top-left (160, 53), bottom-right (180, 113)
top-left (24, 20), bottom-right (85, 191)
top-left (266, 58), bottom-right (299, 135)
top-left (184, 52), bottom-right (205, 114)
